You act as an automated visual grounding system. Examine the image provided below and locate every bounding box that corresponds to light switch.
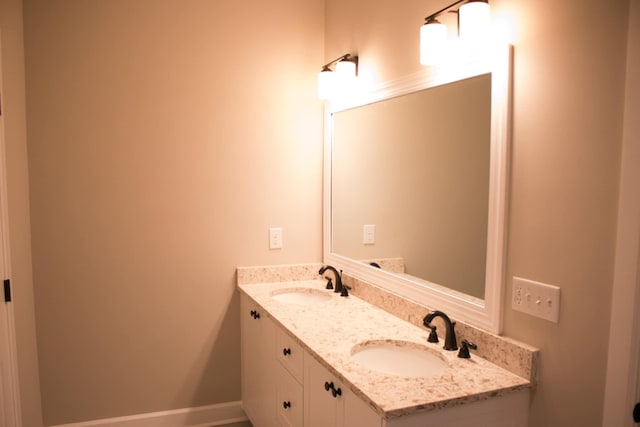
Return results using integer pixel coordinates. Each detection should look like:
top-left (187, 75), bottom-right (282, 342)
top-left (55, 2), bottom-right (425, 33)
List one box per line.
top-left (363, 224), bottom-right (375, 245)
top-left (512, 277), bottom-right (561, 322)
top-left (269, 227), bottom-right (283, 249)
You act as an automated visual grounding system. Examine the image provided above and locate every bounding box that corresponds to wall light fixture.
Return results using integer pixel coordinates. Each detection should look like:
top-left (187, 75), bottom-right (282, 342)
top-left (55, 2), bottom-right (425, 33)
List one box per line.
top-left (420, 0), bottom-right (490, 66)
top-left (318, 53), bottom-right (359, 100)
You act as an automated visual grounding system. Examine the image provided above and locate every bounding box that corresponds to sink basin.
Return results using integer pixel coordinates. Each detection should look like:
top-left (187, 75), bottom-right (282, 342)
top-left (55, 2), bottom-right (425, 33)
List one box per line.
top-left (271, 288), bottom-right (332, 305)
top-left (350, 340), bottom-right (448, 377)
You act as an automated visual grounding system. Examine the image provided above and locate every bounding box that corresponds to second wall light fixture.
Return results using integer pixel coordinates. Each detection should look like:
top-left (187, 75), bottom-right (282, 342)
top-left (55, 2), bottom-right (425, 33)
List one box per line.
top-left (420, 0), bottom-right (491, 66)
top-left (317, 53), bottom-right (359, 100)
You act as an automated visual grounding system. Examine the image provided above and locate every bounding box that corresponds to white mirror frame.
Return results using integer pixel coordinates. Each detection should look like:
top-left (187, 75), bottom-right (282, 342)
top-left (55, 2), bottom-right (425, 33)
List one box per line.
top-left (323, 44), bottom-right (512, 334)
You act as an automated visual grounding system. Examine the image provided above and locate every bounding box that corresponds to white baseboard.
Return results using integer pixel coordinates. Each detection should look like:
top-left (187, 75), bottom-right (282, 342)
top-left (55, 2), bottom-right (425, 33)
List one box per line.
top-left (49, 401), bottom-right (248, 427)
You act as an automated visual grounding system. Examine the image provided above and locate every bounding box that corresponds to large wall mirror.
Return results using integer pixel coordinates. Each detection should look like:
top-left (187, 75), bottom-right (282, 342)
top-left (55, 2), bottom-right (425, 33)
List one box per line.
top-left (323, 45), bottom-right (512, 333)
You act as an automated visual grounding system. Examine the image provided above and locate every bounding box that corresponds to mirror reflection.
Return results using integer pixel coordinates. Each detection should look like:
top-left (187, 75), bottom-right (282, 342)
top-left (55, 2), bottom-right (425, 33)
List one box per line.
top-left (331, 73), bottom-right (491, 299)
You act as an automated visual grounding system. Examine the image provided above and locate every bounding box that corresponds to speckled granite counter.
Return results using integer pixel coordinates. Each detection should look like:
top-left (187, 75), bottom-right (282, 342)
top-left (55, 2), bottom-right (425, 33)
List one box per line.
top-left (237, 276), bottom-right (533, 419)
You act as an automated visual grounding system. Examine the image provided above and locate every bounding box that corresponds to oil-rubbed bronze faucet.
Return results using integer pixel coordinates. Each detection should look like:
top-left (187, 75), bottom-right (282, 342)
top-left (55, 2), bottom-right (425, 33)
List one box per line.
top-left (318, 265), bottom-right (343, 294)
top-left (423, 310), bottom-right (458, 351)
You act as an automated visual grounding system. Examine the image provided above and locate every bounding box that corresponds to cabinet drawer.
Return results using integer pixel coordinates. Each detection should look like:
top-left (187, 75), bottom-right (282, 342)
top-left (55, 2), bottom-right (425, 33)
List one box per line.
top-left (277, 328), bottom-right (304, 382)
top-left (276, 364), bottom-right (304, 427)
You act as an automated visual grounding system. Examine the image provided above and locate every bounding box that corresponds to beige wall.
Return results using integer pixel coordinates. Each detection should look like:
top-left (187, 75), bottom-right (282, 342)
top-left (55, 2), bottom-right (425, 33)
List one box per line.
top-left (15, 0), bottom-right (634, 425)
top-left (23, 0), bottom-right (324, 424)
top-left (0, 0), bottom-right (43, 425)
top-left (325, 0), bottom-right (628, 426)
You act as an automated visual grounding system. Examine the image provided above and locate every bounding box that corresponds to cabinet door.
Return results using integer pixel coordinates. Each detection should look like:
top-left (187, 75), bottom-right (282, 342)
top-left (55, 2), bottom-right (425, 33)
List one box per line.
top-left (240, 294), bottom-right (276, 427)
top-left (276, 363), bottom-right (304, 427)
top-left (304, 353), bottom-right (342, 427)
top-left (343, 391), bottom-right (381, 427)
top-left (304, 354), bottom-right (381, 427)
top-left (277, 328), bottom-right (304, 383)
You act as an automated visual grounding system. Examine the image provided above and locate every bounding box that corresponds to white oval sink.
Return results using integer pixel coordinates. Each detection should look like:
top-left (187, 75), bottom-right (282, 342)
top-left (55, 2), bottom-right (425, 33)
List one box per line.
top-left (350, 340), bottom-right (448, 377)
top-left (271, 288), bottom-right (332, 305)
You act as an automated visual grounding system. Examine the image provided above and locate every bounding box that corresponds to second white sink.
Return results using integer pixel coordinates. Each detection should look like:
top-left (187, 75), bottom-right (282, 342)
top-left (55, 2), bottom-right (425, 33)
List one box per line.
top-left (350, 340), bottom-right (448, 377)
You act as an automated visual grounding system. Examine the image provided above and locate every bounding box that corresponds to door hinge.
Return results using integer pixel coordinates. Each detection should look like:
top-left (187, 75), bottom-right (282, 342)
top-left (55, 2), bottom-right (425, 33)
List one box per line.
top-left (3, 279), bottom-right (11, 302)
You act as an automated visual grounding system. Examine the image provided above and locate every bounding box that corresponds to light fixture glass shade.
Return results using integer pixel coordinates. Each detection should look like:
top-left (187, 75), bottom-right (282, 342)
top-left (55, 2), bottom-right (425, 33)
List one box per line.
top-left (459, 1), bottom-right (491, 40)
top-left (318, 69), bottom-right (335, 100)
top-left (335, 60), bottom-right (357, 95)
top-left (335, 59), bottom-right (356, 78)
top-left (420, 20), bottom-right (448, 66)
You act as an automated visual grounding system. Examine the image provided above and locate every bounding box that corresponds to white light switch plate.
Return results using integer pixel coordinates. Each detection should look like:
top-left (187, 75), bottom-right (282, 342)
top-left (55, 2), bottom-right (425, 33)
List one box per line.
top-left (269, 227), bottom-right (283, 249)
top-left (363, 224), bottom-right (375, 245)
top-left (512, 277), bottom-right (561, 323)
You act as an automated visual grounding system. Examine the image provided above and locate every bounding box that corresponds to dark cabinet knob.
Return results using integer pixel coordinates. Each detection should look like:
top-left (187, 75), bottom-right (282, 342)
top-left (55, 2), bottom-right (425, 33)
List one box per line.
top-left (633, 402), bottom-right (639, 422)
top-left (249, 310), bottom-right (260, 319)
top-left (283, 348), bottom-right (291, 356)
top-left (324, 381), bottom-right (342, 398)
top-left (283, 401), bottom-right (291, 409)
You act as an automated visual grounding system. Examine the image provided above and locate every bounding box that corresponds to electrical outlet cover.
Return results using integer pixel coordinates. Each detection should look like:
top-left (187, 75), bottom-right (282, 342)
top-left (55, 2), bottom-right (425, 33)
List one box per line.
top-left (512, 277), bottom-right (561, 323)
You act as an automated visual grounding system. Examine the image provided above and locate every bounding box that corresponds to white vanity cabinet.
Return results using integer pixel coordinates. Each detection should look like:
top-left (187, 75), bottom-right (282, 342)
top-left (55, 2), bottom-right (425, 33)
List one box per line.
top-left (239, 287), bottom-right (531, 427)
top-left (240, 295), bottom-right (276, 427)
top-left (303, 352), bottom-right (381, 427)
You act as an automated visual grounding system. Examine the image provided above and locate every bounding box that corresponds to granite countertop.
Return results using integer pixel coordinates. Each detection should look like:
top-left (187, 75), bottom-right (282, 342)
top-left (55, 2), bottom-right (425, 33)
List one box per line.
top-left (238, 279), bottom-right (531, 419)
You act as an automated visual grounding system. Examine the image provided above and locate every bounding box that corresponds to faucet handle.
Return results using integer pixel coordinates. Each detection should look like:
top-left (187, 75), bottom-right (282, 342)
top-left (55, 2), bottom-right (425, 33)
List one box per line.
top-left (325, 278), bottom-right (334, 290)
top-left (457, 339), bottom-right (477, 359)
top-left (425, 324), bottom-right (439, 343)
top-left (340, 285), bottom-right (351, 297)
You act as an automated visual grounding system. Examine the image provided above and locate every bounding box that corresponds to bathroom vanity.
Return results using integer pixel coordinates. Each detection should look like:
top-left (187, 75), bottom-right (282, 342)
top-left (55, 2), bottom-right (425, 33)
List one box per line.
top-left (238, 266), bottom-right (536, 427)
top-left (238, 42), bottom-right (536, 426)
